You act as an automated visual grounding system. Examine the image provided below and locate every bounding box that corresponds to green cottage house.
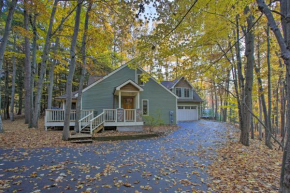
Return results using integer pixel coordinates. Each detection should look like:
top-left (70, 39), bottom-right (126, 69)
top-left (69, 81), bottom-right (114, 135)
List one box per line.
top-left (45, 61), bottom-right (202, 133)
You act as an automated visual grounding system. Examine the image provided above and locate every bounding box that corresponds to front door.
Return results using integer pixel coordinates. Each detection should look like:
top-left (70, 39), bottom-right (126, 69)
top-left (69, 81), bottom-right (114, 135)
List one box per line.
top-left (122, 97), bottom-right (134, 109)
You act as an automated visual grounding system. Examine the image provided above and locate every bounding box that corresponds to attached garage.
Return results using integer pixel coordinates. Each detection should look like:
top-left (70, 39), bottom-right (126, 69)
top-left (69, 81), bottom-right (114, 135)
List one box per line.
top-left (177, 106), bottom-right (198, 121)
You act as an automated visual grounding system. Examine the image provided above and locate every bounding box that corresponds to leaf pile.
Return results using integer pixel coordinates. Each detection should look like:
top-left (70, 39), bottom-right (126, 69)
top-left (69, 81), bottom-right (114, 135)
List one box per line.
top-left (208, 128), bottom-right (282, 192)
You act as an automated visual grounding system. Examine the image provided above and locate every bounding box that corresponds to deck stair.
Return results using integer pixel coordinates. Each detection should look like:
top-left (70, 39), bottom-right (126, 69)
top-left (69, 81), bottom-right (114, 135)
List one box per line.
top-left (69, 133), bottom-right (93, 143)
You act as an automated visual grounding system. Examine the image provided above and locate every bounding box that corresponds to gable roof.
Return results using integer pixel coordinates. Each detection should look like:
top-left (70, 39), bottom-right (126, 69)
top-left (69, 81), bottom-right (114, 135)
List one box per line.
top-left (161, 77), bottom-right (203, 102)
top-left (116, 80), bottom-right (144, 91)
top-left (81, 59), bottom-right (178, 98)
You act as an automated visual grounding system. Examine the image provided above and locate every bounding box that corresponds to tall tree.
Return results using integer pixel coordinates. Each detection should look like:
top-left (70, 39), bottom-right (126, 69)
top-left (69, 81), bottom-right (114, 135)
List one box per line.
top-left (10, 33), bottom-right (17, 121)
top-left (256, 0), bottom-right (290, 192)
top-left (63, 0), bottom-right (83, 140)
top-left (0, 0), bottom-right (18, 132)
top-left (75, 2), bottom-right (92, 132)
top-left (31, 0), bottom-right (58, 128)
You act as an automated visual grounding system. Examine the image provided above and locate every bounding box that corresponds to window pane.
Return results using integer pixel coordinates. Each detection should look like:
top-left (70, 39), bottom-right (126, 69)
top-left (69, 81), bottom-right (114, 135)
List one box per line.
top-left (191, 106), bottom-right (197, 109)
top-left (176, 88), bottom-right (181, 97)
top-left (138, 75), bottom-right (144, 85)
top-left (143, 100), bottom-right (148, 115)
top-left (185, 106), bottom-right (190, 109)
top-left (184, 88), bottom-right (189, 97)
top-left (178, 106), bottom-right (183, 109)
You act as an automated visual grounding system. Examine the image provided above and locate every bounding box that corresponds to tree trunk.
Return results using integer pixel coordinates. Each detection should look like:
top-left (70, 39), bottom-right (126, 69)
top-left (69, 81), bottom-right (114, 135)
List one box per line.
top-left (75, 2), bottom-right (92, 132)
top-left (0, 0), bottom-right (18, 132)
top-left (258, 97), bottom-right (263, 140)
top-left (4, 62), bottom-right (9, 120)
top-left (31, 0), bottom-right (58, 128)
top-left (29, 12), bottom-right (37, 128)
top-left (256, 0), bottom-right (290, 191)
top-left (47, 38), bottom-right (59, 109)
top-left (24, 0), bottom-right (31, 125)
top-left (10, 34), bottom-right (17, 121)
top-left (63, 0), bottom-right (83, 140)
top-left (17, 65), bottom-right (24, 115)
top-left (240, 6), bottom-right (254, 146)
top-left (266, 25), bottom-right (273, 144)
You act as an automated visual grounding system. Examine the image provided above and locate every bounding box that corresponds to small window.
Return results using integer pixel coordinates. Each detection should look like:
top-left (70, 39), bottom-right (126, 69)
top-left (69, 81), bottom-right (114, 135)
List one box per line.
top-left (184, 88), bottom-right (190, 97)
top-left (142, 99), bottom-right (149, 115)
top-left (191, 106), bottom-right (197, 109)
top-left (176, 88), bottom-right (181, 97)
top-left (185, 106), bottom-right (190, 109)
top-left (178, 106), bottom-right (184, 109)
top-left (138, 74), bottom-right (144, 86)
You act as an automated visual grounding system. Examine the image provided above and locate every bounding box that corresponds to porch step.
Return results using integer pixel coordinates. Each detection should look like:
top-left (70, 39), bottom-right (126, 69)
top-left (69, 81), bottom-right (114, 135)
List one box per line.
top-left (70, 139), bottom-right (93, 143)
top-left (69, 133), bottom-right (92, 140)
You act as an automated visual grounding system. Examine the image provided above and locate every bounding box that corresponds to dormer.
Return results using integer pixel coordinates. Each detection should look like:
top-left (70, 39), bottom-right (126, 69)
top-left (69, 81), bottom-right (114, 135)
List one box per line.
top-left (171, 77), bottom-right (194, 99)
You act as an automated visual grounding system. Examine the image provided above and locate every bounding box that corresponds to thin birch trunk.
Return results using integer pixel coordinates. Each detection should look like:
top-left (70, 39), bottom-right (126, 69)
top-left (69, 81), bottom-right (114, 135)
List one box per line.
top-left (63, 0), bottom-right (83, 140)
top-left (75, 2), bottom-right (92, 132)
top-left (10, 34), bottom-right (17, 121)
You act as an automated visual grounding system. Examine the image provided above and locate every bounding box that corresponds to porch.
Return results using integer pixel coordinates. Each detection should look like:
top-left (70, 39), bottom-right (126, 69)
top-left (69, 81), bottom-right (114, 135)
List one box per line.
top-left (45, 108), bottom-right (144, 134)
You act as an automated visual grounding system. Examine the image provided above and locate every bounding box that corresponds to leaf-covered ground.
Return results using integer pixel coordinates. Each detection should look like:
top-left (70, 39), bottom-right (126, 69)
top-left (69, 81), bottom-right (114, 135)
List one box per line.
top-left (0, 120), bottom-right (227, 192)
top-left (0, 116), bottom-right (91, 148)
top-left (208, 126), bottom-right (282, 192)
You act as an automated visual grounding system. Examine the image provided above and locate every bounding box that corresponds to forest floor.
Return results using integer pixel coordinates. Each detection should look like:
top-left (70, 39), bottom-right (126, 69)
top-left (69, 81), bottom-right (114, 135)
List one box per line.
top-left (208, 125), bottom-right (282, 192)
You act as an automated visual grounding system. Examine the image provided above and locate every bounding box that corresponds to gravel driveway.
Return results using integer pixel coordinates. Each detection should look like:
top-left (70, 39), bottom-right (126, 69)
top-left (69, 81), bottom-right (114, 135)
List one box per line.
top-left (0, 120), bottom-right (228, 193)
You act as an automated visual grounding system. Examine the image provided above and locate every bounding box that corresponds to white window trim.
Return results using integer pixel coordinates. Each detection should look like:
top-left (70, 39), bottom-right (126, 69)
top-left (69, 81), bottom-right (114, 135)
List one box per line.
top-left (138, 74), bottom-right (145, 86)
top-left (184, 88), bottom-right (190, 98)
top-left (175, 87), bottom-right (182, 97)
top-left (142, 99), bottom-right (149, 116)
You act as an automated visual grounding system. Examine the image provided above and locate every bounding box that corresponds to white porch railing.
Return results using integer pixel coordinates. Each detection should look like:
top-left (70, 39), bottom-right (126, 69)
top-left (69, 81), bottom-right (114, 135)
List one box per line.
top-left (79, 112), bottom-right (94, 132)
top-left (45, 109), bottom-right (93, 122)
top-left (125, 109), bottom-right (136, 122)
top-left (104, 109), bottom-right (117, 122)
top-left (90, 112), bottom-right (104, 134)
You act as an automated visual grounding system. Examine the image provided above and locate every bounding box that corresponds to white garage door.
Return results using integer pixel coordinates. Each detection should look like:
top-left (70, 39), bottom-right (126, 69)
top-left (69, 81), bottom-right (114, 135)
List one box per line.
top-left (177, 106), bottom-right (198, 121)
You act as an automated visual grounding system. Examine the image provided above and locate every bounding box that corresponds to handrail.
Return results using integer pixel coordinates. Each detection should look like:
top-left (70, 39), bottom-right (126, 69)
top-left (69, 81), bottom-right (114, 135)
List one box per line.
top-left (79, 112), bottom-right (93, 133)
top-left (90, 112), bottom-right (104, 134)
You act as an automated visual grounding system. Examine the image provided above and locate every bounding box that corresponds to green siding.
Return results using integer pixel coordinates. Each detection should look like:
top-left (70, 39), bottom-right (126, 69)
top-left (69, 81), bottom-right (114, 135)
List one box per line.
top-left (82, 66), bottom-right (136, 115)
top-left (139, 77), bottom-right (177, 125)
top-left (82, 66), bottom-right (177, 125)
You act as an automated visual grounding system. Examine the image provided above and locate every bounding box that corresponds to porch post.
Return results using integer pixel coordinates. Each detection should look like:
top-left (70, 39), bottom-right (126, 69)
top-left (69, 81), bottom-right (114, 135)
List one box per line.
top-left (137, 92), bottom-right (140, 109)
top-left (119, 91), bottom-right (121, 108)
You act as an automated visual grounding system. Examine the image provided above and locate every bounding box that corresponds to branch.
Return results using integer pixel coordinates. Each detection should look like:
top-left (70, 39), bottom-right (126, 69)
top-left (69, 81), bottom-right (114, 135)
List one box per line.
top-left (50, 0), bottom-right (84, 38)
top-left (243, 100), bottom-right (284, 150)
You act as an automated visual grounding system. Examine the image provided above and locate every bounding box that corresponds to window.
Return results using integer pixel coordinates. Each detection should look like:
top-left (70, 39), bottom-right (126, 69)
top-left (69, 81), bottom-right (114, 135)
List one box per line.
top-left (178, 106), bottom-right (184, 109)
top-left (191, 106), bottom-right (197, 109)
top-left (176, 88), bottom-right (182, 97)
top-left (142, 99), bottom-right (149, 115)
top-left (185, 106), bottom-right (190, 109)
top-left (184, 88), bottom-right (190, 97)
top-left (138, 74), bottom-right (144, 86)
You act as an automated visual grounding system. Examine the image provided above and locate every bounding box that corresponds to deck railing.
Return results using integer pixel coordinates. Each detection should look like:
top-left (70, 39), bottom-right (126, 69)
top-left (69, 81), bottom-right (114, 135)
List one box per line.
top-left (125, 109), bottom-right (136, 122)
top-left (104, 109), bottom-right (117, 122)
top-left (45, 109), bottom-right (93, 122)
